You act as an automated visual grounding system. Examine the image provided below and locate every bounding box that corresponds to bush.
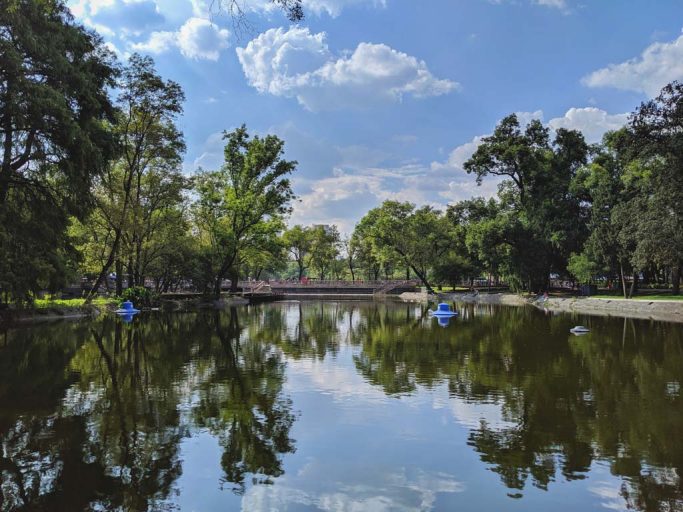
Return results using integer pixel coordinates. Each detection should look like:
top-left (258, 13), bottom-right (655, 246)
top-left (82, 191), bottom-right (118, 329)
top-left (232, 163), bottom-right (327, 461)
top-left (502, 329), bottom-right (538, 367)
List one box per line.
top-left (120, 286), bottom-right (157, 308)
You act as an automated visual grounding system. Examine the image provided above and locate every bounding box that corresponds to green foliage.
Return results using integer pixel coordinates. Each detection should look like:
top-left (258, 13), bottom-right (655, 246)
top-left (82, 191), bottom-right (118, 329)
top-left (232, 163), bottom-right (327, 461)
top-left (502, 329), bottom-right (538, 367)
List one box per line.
top-left (85, 54), bottom-right (187, 298)
top-left (33, 297), bottom-right (114, 309)
top-left (462, 113), bottom-right (590, 291)
top-left (192, 125), bottom-right (296, 294)
top-left (282, 225), bottom-right (313, 279)
top-left (308, 225), bottom-right (341, 280)
top-left (0, 0), bottom-right (118, 303)
top-left (120, 286), bottom-right (157, 307)
top-left (567, 252), bottom-right (602, 284)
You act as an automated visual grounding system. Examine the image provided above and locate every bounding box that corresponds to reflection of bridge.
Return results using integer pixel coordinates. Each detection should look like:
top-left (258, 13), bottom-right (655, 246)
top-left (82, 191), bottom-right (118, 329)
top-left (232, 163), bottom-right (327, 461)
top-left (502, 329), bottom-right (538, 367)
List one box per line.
top-left (238, 279), bottom-right (421, 297)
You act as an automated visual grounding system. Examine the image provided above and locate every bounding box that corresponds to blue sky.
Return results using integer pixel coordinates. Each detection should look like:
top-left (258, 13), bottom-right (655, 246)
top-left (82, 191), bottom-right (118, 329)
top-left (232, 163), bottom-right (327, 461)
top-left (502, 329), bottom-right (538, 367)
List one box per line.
top-left (68, 0), bottom-right (683, 232)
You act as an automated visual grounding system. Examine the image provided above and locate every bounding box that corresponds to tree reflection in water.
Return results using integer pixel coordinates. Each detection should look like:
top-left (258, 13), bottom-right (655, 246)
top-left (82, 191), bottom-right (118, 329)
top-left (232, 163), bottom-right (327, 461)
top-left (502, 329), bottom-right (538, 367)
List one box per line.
top-left (0, 302), bottom-right (681, 511)
top-left (341, 302), bottom-right (683, 511)
top-left (0, 310), bottom-right (297, 511)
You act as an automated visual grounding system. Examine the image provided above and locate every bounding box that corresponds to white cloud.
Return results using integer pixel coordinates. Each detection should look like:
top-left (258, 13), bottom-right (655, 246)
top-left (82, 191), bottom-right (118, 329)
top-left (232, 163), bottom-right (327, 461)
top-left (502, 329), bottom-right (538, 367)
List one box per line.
top-left (490, 0), bottom-right (568, 11)
top-left (131, 30), bottom-right (177, 53)
top-left (533, 0), bottom-right (566, 9)
top-left (304, 0), bottom-right (386, 17)
top-left (582, 33), bottom-right (683, 97)
top-left (190, 131), bottom-right (227, 171)
top-left (238, 0), bottom-right (385, 18)
top-left (241, 462), bottom-right (464, 512)
top-left (177, 17), bottom-right (230, 60)
top-left (131, 16), bottom-right (230, 60)
top-left (547, 107), bottom-right (628, 143)
top-left (68, 0), bottom-right (165, 36)
top-left (236, 27), bottom-right (458, 111)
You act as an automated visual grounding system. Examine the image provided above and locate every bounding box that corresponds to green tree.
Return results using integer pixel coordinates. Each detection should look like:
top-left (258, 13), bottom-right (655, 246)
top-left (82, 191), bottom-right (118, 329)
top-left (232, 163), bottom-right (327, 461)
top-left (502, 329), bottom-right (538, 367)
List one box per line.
top-left (309, 225), bottom-right (341, 280)
top-left (192, 126), bottom-right (296, 296)
top-left (0, 0), bottom-right (118, 302)
top-left (464, 114), bottom-right (589, 291)
top-left (282, 225), bottom-right (313, 280)
top-left (355, 201), bottom-right (453, 292)
top-left (87, 54), bottom-right (185, 298)
top-left (624, 81), bottom-right (683, 294)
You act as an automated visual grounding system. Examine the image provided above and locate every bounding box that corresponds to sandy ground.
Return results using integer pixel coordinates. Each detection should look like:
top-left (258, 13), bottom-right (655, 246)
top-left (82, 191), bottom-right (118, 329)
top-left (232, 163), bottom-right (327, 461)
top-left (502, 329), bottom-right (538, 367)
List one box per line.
top-left (431, 292), bottom-right (683, 323)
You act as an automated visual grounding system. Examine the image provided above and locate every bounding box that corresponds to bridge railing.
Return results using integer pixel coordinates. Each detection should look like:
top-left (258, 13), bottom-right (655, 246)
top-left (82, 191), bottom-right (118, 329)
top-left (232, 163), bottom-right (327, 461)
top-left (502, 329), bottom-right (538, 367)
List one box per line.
top-left (266, 279), bottom-right (420, 289)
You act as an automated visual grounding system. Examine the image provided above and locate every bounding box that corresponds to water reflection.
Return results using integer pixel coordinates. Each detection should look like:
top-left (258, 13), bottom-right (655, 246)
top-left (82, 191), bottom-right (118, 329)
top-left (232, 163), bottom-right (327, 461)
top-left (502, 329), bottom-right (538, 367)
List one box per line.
top-left (0, 302), bottom-right (681, 511)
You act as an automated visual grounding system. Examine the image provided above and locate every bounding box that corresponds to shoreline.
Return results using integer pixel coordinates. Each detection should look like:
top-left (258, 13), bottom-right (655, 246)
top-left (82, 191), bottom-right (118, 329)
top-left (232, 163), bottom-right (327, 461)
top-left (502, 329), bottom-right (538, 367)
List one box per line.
top-left (4, 293), bottom-right (683, 325)
top-left (0, 304), bottom-right (108, 325)
top-left (439, 292), bottom-right (683, 323)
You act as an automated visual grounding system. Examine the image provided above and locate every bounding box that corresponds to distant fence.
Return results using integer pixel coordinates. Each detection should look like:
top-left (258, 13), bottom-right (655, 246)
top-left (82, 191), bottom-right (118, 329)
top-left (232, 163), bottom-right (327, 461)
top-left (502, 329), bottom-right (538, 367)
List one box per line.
top-left (265, 279), bottom-right (420, 290)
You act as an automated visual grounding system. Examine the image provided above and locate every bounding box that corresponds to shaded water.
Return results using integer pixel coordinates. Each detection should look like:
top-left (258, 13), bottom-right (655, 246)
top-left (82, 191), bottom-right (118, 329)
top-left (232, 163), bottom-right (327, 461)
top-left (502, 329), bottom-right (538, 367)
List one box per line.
top-left (0, 301), bottom-right (682, 511)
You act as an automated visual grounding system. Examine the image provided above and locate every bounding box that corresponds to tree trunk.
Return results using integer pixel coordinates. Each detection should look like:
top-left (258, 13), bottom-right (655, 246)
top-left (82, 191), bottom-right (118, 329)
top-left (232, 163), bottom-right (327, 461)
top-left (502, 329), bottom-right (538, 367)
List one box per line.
top-left (410, 264), bottom-right (435, 294)
top-left (116, 259), bottom-right (123, 296)
top-left (229, 267), bottom-right (239, 293)
top-left (0, 81), bottom-right (14, 204)
top-left (127, 260), bottom-right (134, 289)
top-left (628, 271), bottom-right (638, 298)
top-left (620, 263), bottom-right (628, 299)
top-left (673, 264), bottom-right (681, 295)
top-left (88, 229), bottom-right (122, 301)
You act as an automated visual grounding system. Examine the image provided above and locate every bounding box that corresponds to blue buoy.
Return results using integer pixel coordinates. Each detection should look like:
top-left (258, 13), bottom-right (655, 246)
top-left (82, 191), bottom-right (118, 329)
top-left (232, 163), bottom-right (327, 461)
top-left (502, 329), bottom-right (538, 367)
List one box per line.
top-left (429, 303), bottom-right (458, 317)
top-left (115, 300), bottom-right (140, 319)
top-left (436, 316), bottom-right (451, 328)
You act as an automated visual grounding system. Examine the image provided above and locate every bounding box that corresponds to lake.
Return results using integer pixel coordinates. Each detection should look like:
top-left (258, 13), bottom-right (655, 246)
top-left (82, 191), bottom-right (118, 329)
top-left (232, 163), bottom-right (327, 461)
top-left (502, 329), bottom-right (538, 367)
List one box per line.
top-left (0, 301), bottom-right (681, 511)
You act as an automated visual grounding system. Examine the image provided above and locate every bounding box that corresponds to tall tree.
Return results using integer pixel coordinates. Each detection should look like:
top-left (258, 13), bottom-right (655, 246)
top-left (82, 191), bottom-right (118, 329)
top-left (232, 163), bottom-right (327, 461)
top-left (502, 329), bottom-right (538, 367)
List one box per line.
top-left (192, 126), bottom-right (296, 296)
top-left (355, 201), bottom-right (452, 292)
top-left (282, 225), bottom-right (313, 280)
top-left (464, 114), bottom-right (589, 291)
top-left (87, 54), bottom-right (185, 298)
top-left (0, 0), bottom-right (118, 302)
top-left (308, 225), bottom-right (341, 281)
top-left (625, 81), bottom-right (683, 294)
top-left (0, 0), bottom-right (117, 205)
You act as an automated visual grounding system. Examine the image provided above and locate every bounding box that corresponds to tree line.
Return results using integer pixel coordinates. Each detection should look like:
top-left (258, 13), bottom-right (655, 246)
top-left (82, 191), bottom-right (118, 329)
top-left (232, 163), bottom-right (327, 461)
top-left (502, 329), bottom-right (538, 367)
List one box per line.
top-left (1, 0), bottom-right (681, 305)
top-left (283, 91), bottom-right (683, 297)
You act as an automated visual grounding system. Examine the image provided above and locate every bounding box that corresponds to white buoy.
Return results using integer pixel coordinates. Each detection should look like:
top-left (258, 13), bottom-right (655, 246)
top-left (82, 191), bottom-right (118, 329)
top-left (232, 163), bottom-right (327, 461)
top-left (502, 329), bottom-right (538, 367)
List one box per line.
top-left (570, 325), bottom-right (590, 334)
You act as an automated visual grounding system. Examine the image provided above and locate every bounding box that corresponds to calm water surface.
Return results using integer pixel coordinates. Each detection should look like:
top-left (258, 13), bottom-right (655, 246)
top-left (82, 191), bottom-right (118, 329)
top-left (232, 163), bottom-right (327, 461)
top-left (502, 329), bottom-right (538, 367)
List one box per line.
top-left (0, 301), bottom-right (682, 511)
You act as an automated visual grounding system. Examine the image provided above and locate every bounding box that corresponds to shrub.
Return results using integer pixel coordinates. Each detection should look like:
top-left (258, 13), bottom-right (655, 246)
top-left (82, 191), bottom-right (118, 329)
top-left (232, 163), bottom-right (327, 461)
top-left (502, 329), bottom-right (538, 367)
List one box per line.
top-left (120, 286), bottom-right (157, 308)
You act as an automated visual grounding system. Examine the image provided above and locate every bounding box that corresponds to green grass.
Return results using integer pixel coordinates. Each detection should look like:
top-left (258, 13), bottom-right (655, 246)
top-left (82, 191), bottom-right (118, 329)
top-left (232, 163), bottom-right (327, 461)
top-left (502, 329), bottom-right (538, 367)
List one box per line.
top-left (33, 297), bottom-right (116, 309)
top-left (435, 286), bottom-right (471, 292)
top-left (592, 294), bottom-right (683, 301)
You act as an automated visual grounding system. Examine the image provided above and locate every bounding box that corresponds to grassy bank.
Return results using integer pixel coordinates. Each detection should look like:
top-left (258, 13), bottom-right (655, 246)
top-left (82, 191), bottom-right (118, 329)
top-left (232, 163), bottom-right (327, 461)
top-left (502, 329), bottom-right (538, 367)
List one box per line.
top-left (1, 297), bottom-right (118, 323)
top-left (33, 297), bottom-right (117, 309)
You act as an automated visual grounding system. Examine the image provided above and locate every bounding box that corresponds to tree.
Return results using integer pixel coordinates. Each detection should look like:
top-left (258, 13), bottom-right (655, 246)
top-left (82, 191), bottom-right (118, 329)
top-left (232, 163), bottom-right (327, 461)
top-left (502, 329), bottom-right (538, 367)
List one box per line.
top-left (343, 236), bottom-right (359, 281)
top-left (86, 54), bottom-right (185, 298)
top-left (463, 114), bottom-right (589, 291)
top-left (192, 126), bottom-right (296, 296)
top-left (0, 0), bottom-right (117, 205)
top-left (282, 225), bottom-right (313, 280)
top-left (212, 0), bottom-right (304, 24)
top-left (625, 81), bottom-right (683, 294)
top-left (567, 252), bottom-right (601, 285)
top-left (238, 218), bottom-right (286, 280)
top-left (308, 225), bottom-right (341, 281)
top-left (464, 114), bottom-right (550, 207)
top-left (355, 201), bottom-right (453, 292)
top-left (0, 0), bottom-right (118, 302)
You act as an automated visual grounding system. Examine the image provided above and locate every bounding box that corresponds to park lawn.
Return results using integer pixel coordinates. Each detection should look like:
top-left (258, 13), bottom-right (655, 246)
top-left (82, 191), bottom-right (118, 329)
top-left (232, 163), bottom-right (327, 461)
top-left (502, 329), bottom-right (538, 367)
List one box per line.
top-left (33, 297), bottom-right (117, 309)
top-left (592, 294), bottom-right (683, 301)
